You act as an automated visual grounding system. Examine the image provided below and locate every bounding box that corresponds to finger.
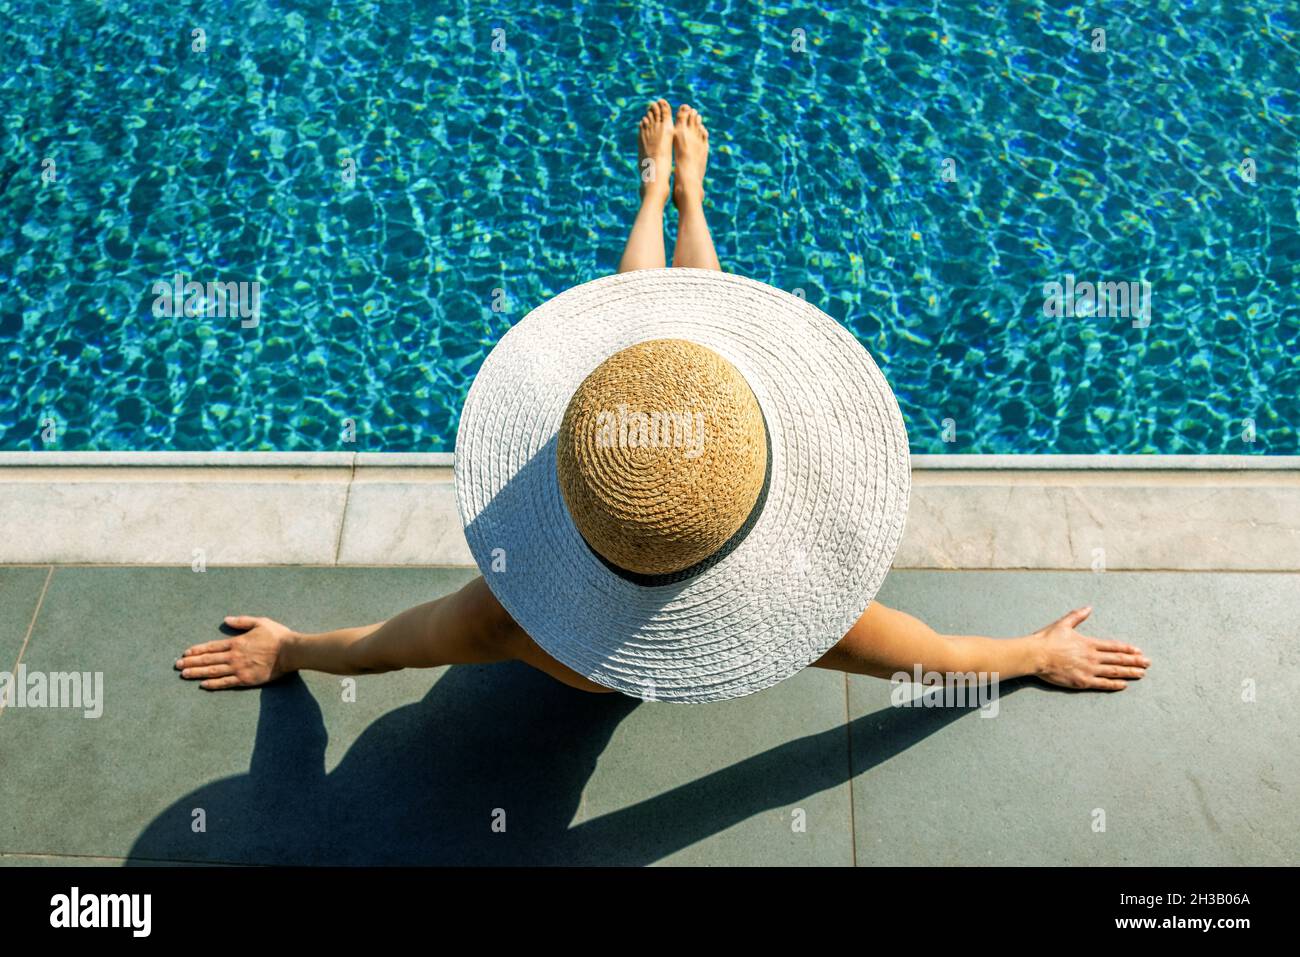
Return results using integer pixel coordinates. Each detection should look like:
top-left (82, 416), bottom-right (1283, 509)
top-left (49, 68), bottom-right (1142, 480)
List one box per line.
top-left (176, 652), bottom-right (232, 670)
top-left (1087, 677), bottom-right (1127, 691)
top-left (1096, 665), bottom-right (1146, 680)
top-left (1091, 638), bottom-right (1142, 655)
top-left (201, 676), bottom-right (243, 691)
top-left (1060, 605), bottom-right (1093, 629)
top-left (223, 615), bottom-right (264, 630)
top-left (1098, 652), bottom-right (1149, 667)
top-left (181, 639), bottom-right (232, 657)
top-left (180, 664), bottom-right (235, 680)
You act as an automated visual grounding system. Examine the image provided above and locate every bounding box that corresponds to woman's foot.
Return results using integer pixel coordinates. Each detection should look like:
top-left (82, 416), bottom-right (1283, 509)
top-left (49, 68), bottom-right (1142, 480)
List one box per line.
top-left (672, 104), bottom-right (709, 208)
top-left (637, 98), bottom-right (674, 205)
top-left (175, 615), bottom-right (297, 690)
top-left (1031, 606), bottom-right (1151, 691)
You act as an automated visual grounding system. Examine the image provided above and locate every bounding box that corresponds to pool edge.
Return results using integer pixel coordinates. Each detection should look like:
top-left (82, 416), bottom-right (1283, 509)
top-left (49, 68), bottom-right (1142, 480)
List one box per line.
top-left (1, 451), bottom-right (1294, 469)
top-left (1, 453), bottom-right (1297, 569)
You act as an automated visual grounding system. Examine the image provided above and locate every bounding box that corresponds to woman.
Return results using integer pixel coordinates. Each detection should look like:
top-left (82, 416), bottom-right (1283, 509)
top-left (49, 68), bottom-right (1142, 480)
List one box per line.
top-left (175, 100), bottom-right (1150, 697)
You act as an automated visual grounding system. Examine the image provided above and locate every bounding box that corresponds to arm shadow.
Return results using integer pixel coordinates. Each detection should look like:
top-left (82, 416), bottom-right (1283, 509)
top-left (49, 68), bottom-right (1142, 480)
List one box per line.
top-left (127, 667), bottom-right (1029, 866)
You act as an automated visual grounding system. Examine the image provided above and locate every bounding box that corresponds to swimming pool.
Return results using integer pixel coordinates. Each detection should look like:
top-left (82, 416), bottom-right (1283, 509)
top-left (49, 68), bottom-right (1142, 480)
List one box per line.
top-left (2, 0), bottom-right (1297, 453)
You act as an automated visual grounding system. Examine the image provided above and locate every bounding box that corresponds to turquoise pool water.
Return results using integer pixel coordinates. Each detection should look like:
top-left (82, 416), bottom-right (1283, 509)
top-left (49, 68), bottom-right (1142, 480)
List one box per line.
top-left (1, 0), bottom-right (1297, 453)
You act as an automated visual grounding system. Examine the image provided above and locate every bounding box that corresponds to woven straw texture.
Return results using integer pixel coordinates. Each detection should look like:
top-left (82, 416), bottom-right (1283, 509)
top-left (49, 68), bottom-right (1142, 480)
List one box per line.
top-left (455, 268), bottom-right (911, 703)
top-left (556, 338), bottom-right (767, 576)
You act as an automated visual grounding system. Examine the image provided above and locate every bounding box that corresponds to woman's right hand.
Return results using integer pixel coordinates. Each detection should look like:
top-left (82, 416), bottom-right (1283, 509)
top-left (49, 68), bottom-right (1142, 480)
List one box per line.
top-left (1033, 606), bottom-right (1150, 691)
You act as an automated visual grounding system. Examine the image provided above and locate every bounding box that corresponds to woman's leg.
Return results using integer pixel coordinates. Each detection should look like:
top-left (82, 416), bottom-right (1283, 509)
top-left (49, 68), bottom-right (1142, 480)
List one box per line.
top-left (617, 99), bottom-right (674, 273)
top-left (670, 104), bottom-right (722, 271)
top-left (814, 601), bottom-right (1151, 691)
top-left (175, 576), bottom-right (615, 694)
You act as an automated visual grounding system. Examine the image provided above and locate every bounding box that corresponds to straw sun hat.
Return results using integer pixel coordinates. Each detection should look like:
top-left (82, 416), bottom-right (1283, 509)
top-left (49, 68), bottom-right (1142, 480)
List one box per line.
top-left (455, 268), bottom-right (910, 703)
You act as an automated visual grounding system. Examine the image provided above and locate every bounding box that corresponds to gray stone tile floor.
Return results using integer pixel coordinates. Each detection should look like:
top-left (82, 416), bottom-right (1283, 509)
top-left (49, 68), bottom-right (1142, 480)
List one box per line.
top-left (0, 567), bottom-right (1294, 866)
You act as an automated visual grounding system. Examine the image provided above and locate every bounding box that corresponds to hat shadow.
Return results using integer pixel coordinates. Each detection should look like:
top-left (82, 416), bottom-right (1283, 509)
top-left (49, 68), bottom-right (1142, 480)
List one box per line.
top-left (126, 666), bottom-right (1024, 865)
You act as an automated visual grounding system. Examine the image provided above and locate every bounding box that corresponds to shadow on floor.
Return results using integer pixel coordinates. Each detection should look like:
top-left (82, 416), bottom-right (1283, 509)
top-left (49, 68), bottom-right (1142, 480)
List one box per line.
top-left (127, 664), bottom-right (1023, 866)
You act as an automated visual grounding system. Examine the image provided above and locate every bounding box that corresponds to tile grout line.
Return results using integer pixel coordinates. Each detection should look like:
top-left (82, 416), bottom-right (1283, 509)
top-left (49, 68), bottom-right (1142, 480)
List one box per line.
top-left (331, 453), bottom-right (357, 565)
top-left (0, 565), bottom-right (54, 718)
top-left (844, 672), bottom-right (857, 867)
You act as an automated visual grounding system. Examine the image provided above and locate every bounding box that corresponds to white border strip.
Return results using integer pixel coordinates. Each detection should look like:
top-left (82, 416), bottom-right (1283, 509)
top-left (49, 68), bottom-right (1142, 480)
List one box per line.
top-left (0, 451), bottom-right (455, 467)
top-left (0, 451), bottom-right (1294, 470)
top-left (911, 454), bottom-right (1298, 470)
top-left (1, 453), bottom-right (1297, 568)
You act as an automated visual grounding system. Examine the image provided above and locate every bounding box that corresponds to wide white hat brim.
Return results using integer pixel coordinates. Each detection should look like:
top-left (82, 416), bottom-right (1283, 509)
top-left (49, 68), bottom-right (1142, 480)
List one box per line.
top-left (455, 268), bottom-right (910, 703)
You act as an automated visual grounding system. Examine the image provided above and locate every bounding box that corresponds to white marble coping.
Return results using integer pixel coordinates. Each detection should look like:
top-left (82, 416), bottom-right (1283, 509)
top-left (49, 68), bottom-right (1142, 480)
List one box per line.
top-left (1, 453), bottom-right (1297, 569)
top-left (0, 451), bottom-right (1294, 470)
top-left (0, 451), bottom-right (450, 467)
top-left (912, 454), bottom-right (1298, 470)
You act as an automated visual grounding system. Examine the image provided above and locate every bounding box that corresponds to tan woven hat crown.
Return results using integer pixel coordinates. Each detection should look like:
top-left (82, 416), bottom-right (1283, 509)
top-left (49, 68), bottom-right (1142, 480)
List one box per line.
top-left (556, 338), bottom-right (767, 576)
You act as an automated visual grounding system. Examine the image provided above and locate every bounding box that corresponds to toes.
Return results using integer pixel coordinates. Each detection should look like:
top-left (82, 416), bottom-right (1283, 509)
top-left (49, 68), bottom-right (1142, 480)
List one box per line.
top-left (656, 98), bottom-right (670, 121)
top-left (675, 105), bottom-right (707, 136)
